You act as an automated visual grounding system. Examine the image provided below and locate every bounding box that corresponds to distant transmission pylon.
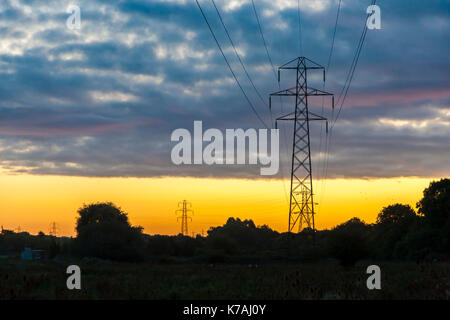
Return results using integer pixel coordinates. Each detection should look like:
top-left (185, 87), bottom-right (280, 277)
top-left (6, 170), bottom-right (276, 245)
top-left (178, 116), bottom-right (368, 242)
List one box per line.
top-left (49, 222), bottom-right (58, 237)
top-left (270, 57), bottom-right (334, 233)
top-left (175, 200), bottom-right (193, 236)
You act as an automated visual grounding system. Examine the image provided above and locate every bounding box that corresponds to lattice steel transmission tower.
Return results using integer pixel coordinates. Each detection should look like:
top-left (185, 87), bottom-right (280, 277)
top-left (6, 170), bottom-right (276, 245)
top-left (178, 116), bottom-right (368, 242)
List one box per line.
top-left (270, 57), bottom-right (334, 233)
top-left (175, 200), bottom-right (193, 236)
top-left (49, 222), bottom-right (58, 237)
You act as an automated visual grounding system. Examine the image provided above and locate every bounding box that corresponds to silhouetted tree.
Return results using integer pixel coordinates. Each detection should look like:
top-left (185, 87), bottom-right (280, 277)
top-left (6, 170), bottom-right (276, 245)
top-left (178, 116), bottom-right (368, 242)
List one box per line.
top-left (74, 202), bottom-right (145, 262)
top-left (328, 218), bottom-right (370, 267)
top-left (377, 204), bottom-right (417, 225)
top-left (414, 178), bottom-right (450, 254)
top-left (372, 204), bottom-right (418, 259)
top-left (75, 202), bottom-right (130, 235)
top-left (417, 178), bottom-right (450, 227)
top-left (207, 217), bottom-right (278, 253)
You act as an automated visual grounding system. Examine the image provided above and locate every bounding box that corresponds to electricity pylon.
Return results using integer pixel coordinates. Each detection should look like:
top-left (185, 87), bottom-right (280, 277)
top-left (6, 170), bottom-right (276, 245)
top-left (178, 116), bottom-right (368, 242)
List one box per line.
top-left (175, 200), bottom-right (193, 236)
top-left (49, 222), bottom-right (58, 237)
top-left (270, 57), bottom-right (334, 233)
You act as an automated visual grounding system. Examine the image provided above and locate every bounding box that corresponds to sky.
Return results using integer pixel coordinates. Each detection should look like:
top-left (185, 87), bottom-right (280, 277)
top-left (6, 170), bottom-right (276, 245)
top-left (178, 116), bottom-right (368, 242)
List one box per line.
top-left (0, 0), bottom-right (449, 236)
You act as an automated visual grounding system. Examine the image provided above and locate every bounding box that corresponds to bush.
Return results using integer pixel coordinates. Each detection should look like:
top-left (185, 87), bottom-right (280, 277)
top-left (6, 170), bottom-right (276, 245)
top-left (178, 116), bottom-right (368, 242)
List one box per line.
top-left (74, 221), bottom-right (145, 262)
top-left (328, 218), bottom-right (370, 267)
top-left (74, 202), bottom-right (146, 262)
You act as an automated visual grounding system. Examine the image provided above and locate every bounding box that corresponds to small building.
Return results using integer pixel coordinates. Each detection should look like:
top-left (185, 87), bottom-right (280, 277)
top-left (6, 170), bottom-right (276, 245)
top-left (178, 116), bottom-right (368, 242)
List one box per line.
top-left (21, 248), bottom-right (48, 260)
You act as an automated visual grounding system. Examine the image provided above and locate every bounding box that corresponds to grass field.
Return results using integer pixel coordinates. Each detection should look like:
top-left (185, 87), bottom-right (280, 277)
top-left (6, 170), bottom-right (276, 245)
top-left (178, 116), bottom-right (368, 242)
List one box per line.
top-left (0, 259), bottom-right (449, 299)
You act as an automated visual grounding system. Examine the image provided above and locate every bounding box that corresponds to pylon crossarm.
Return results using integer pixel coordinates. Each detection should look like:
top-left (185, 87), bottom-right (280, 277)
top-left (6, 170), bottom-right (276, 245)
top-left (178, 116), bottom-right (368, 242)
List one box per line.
top-left (279, 57), bottom-right (324, 69)
top-left (271, 89), bottom-right (329, 97)
top-left (303, 57), bottom-right (325, 68)
top-left (279, 57), bottom-right (300, 68)
top-left (276, 113), bottom-right (327, 122)
top-left (270, 87), bottom-right (297, 96)
top-left (308, 111), bottom-right (327, 121)
top-left (306, 87), bottom-right (333, 96)
top-left (280, 66), bottom-right (323, 70)
top-left (275, 112), bottom-right (294, 121)
top-left (279, 58), bottom-right (323, 71)
top-left (270, 88), bottom-right (333, 98)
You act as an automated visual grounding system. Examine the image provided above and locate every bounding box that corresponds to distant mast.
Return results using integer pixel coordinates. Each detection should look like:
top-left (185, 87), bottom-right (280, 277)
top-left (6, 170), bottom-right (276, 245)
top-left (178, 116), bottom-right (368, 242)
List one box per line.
top-left (176, 200), bottom-right (193, 236)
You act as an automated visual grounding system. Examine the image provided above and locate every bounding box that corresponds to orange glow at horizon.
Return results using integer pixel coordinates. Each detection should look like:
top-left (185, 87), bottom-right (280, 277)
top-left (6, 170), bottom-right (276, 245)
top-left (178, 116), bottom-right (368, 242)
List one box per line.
top-left (0, 174), bottom-right (435, 237)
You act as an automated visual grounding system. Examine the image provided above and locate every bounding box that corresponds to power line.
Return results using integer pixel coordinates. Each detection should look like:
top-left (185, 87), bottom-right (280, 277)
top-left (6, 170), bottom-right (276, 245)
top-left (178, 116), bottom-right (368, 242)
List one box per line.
top-left (249, 0), bottom-right (290, 205)
top-left (317, 0), bottom-right (342, 208)
top-left (326, 0), bottom-right (342, 72)
top-left (210, 0), bottom-right (269, 110)
top-left (318, 0), bottom-right (343, 155)
top-left (251, 0), bottom-right (291, 204)
top-left (332, 0), bottom-right (376, 128)
top-left (251, 0), bottom-right (277, 81)
top-left (297, 0), bottom-right (304, 56)
top-left (321, 0), bottom-right (376, 199)
top-left (194, 0), bottom-right (269, 129)
top-left (197, 0), bottom-right (289, 205)
top-left (333, 29), bottom-right (366, 125)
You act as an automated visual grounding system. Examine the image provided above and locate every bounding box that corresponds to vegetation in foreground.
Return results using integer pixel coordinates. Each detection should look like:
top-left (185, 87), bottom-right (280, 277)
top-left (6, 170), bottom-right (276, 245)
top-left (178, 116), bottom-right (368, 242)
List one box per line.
top-left (0, 259), bottom-right (449, 300)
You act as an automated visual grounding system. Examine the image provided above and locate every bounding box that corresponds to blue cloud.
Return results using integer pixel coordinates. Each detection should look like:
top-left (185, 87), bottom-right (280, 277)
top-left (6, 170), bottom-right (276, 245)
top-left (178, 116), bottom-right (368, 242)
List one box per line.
top-left (0, 0), bottom-right (448, 179)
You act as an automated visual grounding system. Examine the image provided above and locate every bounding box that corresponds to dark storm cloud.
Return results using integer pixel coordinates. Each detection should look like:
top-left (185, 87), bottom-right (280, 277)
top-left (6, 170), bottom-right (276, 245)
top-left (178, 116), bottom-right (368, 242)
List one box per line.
top-left (0, 0), bottom-right (448, 179)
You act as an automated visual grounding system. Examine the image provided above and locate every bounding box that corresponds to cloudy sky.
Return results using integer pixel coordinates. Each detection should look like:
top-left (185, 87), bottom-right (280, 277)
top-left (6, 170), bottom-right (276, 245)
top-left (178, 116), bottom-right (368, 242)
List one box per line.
top-left (0, 0), bottom-right (449, 180)
top-left (0, 0), bottom-right (449, 235)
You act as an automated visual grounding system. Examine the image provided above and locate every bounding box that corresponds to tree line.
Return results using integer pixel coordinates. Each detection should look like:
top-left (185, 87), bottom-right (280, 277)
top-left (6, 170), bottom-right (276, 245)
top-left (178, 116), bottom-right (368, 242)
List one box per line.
top-left (1, 178), bottom-right (448, 266)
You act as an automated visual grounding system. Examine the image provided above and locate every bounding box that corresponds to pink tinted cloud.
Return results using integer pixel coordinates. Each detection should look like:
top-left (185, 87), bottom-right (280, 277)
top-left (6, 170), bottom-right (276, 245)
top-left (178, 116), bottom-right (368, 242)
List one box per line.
top-left (0, 118), bottom-right (162, 137)
top-left (344, 87), bottom-right (450, 108)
